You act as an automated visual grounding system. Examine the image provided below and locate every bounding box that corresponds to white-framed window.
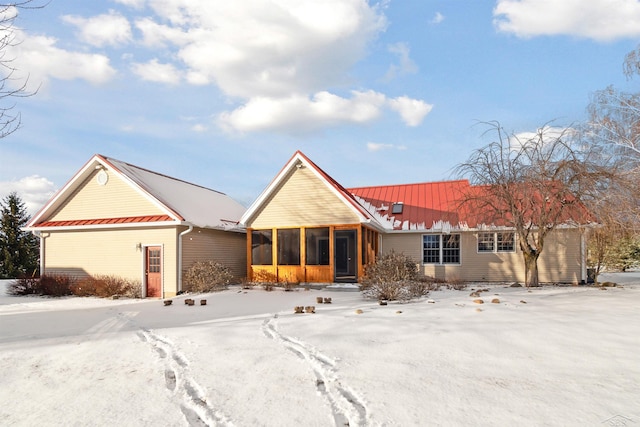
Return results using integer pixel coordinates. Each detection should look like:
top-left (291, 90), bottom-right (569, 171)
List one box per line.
top-left (477, 232), bottom-right (495, 252)
top-left (477, 232), bottom-right (516, 253)
top-left (423, 234), bottom-right (460, 264)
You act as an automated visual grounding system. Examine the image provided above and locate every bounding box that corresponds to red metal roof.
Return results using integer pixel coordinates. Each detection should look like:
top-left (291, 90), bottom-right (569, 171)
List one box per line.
top-left (33, 215), bottom-right (174, 228)
top-left (348, 180), bottom-right (474, 229)
top-left (349, 180), bottom-right (595, 230)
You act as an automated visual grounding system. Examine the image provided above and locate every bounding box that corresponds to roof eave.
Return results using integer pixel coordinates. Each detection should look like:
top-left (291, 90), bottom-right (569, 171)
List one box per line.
top-left (24, 220), bottom-right (180, 232)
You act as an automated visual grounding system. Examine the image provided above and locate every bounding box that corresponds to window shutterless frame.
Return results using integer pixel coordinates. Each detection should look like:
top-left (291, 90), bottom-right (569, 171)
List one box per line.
top-left (422, 234), bottom-right (460, 264)
top-left (477, 232), bottom-right (516, 253)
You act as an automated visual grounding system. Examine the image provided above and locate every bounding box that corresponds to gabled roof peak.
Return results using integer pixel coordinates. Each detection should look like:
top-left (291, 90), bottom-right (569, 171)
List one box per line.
top-left (27, 154), bottom-right (246, 230)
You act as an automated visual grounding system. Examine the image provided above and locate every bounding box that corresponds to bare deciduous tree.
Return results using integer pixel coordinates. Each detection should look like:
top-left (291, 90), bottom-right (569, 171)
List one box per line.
top-left (586, 162), bottom-right (640, 281)
top-left (0, 1), bottom-right (42, 139)
top-left (586, 44), bottom-right (640, 275)
top-left (588, 43), bottom-right (640, 161)
top-left (454, 122), bottom-right (609, 287)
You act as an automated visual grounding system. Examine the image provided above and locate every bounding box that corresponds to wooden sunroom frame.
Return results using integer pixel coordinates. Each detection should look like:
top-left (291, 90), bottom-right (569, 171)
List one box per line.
top-left (246, 223), bottom-right (379, 283)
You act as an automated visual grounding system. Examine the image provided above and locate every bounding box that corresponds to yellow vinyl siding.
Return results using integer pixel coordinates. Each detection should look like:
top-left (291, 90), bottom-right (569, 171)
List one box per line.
top-left (248, 167), bottom-right (360, 228)
top-left (181, 227), bottom-right (247, 279)
top-left (459, 233), bottom-right (523, 282)
top-left (382, 228), bottom-right (583, 283)
top-left (49, 170), bottom-right (165, 221)
top-left (537, 228), bottom-right (582, 283)
top-left (43, 227), bottom-right (178, 297)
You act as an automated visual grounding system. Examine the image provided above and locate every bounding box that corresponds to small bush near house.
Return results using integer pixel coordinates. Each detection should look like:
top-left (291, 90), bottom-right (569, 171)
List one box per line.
top-left (183, 261), bottom-right (233, 293)
top-left (40, 274), bottom-right (76, 297)
top-left (361, 251), bottom-right (430, 302)
top-left (278, 274), bottom-right (299, 291)
top-left (8, 276), bottom-right (41, 295)
top-left (251, 270), bottom-right (278, 291)
top-left (444, 276), bottom-right (468, 291)
top-left (71, 275), bottom-right (141, 298)
top-left (9, 274), bottom-right (76, 297)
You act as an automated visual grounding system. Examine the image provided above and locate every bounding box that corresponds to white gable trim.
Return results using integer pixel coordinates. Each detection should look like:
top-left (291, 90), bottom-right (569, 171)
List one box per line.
top-left (27, 155), bottom-right (182, 228)
top-left (99, 156), bottom-right (183, 221)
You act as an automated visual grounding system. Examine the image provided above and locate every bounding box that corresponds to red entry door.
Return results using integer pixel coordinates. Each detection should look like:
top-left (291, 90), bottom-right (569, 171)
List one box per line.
top-left (145, 246), bottom-right (162, 297)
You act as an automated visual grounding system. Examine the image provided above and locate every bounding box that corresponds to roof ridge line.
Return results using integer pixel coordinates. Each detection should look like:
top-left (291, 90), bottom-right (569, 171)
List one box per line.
top-left (347, 179), bottom-right (470, 190)
top-left (103, 155), bottom-right (227, 195)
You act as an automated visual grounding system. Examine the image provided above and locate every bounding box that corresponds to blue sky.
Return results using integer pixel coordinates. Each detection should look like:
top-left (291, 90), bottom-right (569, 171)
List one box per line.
top-left (1, 0), bottom-right (639, 215)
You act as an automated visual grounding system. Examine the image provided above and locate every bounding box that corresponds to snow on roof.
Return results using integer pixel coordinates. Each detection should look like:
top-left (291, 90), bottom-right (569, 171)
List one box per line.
top-left (27, 154), bottom-right (246, 231)
top-left (349, 180), bottom-right (473, 231)
top-left (349, 179), bottom-right (595, 232)
top-left (102, 156), bottom-right (246, 230)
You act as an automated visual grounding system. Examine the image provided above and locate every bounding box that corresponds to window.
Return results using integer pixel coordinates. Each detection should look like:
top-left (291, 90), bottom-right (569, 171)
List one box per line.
top-left (477, 232), bottom-right (516, 253)
top-left (477, 232), bottom-right (495, 252)
top-left (148, 249), bottom-right (161, 272)
top-left (423, 234), bottom-right (460, 264)
top-left (251, 230), bottom-right (272, 265)
top-left (496, 232), bottom-right (515, 252)
top-left (306, 227), bottom-right (329, 265)
top-left (277, 228), bottom-right (300, 265)
top-left (391, 202), bottom-right (404, 214)
top-left (423, 235), bottom-right (440, 263)
top-left (442, 234), bottom-right (460, 263)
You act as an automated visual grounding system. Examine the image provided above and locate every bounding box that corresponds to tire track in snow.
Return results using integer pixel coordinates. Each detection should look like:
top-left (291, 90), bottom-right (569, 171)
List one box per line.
top-left (136, 328), bottom-right (233, 427)
top-left (262, 315), bottom-right (368, 427)
top-left (84, 311), bottom-right (137, 339)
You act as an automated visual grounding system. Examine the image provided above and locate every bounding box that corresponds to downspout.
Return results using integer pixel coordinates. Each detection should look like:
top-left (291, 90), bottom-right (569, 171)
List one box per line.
top-left (580, 227), bottom-right (588, 284)
top-left (32, 231), bottom-right (46, 276)
top-left (178, 224), bottom-right (194, 293)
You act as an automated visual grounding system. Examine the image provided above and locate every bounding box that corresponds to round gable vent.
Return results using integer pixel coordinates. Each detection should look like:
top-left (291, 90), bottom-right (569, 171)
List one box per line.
top-left (96, 169), bottom-right (109, 186)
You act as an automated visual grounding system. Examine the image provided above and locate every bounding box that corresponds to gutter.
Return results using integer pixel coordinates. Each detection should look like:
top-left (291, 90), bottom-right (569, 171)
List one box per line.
top-left (177, 224), bottom-right (194, 293)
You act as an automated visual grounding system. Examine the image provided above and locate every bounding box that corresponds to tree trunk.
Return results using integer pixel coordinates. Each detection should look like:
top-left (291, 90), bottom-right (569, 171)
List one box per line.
top-left (523, 252), bottom-right (540, 288)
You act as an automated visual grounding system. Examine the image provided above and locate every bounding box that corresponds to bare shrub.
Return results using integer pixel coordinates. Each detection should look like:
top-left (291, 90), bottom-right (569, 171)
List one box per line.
top-left (8, 276), bottom-right (41, 295)
top-left (39, 274), bottom-right (75, 297)
top-left (407, 277), bottom-right (437, 298)
top-left (70, 277), bottom-right (97, 297)
top-left (123, 279), bottom-right (142, 298)
top-left (252, 270), bottom-right (278, 291)
top-left (240, 277), bottom-right (253, 290)
top-left (72, 275), bottom-right (141, 298)
top-left (281, 280), bottom-right (299, 291)
top-left (361, 251), bottom-right (426, 302)
top-left (183, 261), bottom-right (233, 293)
top-left (445, 276), bottom-right (468, 291)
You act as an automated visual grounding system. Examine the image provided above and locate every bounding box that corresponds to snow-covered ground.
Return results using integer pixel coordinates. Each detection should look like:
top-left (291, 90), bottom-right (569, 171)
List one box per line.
top-left (1, 276), bottom-right (639, 427)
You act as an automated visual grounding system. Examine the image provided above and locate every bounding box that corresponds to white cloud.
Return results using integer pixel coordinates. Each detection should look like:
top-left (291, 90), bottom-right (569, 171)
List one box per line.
top-left (219, 91), bottom-right (432, 133)
top-left (33, 0), bottom-right (432, 134)
top-left (135, 0), bottom-right (387, 98)
top-left (430, 12), bottom-right (444, 24)
top-left (367, 142), bottom-right (407, 152)
top-left (493, 0), bottom-right (640, 41)
top-left (509, 126), bottom-right (575, 152)
top-left (191, 124), bottom-right (207, 132)
top-left (385, 42), bottom-right (418, 80)
top-left (0, 176), bottom-right (56, 217)
top-left (131, 59), bottom-right (181, 84)
top-left (62, 10), bottom-right (132, 47)
top-left (8, 30), bottom-right (116, 91)
top-left (388, 96), bottom-right (433, 127)
top-left (135, 17), bottom-right (189, 48)
top-left (219, 90), bottom-right (387, 133)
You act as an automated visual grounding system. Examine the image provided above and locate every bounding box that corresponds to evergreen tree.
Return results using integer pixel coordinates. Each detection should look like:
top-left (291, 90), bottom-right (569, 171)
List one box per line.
top-left (0, 192), bottom-right (39, 278)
